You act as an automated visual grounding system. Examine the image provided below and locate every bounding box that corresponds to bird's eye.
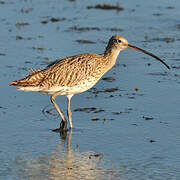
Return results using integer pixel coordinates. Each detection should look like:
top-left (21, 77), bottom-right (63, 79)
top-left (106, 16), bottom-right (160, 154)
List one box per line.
top-left (112, 39), bottom-right (117, 43)
top-left (112, 39), bottom-right (122, 43)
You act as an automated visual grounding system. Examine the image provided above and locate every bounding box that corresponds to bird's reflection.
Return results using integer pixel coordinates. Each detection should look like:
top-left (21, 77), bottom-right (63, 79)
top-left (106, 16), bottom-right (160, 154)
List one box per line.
top-left (15, 130), bottom-right (118, 180)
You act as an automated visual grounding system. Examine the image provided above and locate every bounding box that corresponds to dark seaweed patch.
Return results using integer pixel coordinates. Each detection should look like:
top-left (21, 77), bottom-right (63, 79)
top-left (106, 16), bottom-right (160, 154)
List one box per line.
top-left (75, 40), bottom-right (96, 44)
top-left (112, 112), bottom-right (123, 115)
top-left (166, 6), bottom-right (175, 9)
top-left (106, 27), bottom-right (123, 32)
top-left (153, 37), bottom-right (175, 43)
top-left (66, 26), bottom-right (123, 33)
top-left (112, 108), bottom-right (132, 115)
top-left (74, 107), bottom-right (96, 113)
top-left (16, 36), bottom-right (33, 40)
top-left (148, 72), bottom-right (168, 77)
top-left (0, 1), bottom-right (5, 4)
top-left (172, 65), bottom-right (180, 69)
top-left (91, 118), bottom-right (100, 121)
top-left (87, 4), bottom-right (124, 11)
top-left (175, 24), bottom-right (180, 30)
top-left (153, 13), bottom-right (163, 16)
top-left (104, 88), bottom-right (118, 93)
top-left (102, 76), bottom-right (115, 82)
top-left (32, 46), bottom-right (45, 51)
top-left (50, 17), bottom-right (66, 22)
top-left (143, 116), bottom-right (154, 120)
top-left (88, 87), bottom-right (120, 97)
top-left (16, 36), bottom-right (23, 40)
top-left (16, 21), bottom-right (29, 27)
top-left (41, 20), bottom-right (48, 24)
top-left (144, 37), bottom-right (175, 43)
top-left (94, 109), bottom-right (104, 113)
top-left (74, 107), bottom-right (104, 113)
top-left (149, 139), bottom-right (156, 143)
top-left (67, 26), bottom-right (101, 32)
top-left (41, 17), bottom-right (66, 24)
top-left (0, 106), bottom-right (7, 110)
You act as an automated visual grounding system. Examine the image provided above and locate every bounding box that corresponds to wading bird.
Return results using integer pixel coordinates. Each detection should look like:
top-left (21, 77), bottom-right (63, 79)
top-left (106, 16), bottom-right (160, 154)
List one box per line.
top-left (10, 35), bottom-right (170, 132)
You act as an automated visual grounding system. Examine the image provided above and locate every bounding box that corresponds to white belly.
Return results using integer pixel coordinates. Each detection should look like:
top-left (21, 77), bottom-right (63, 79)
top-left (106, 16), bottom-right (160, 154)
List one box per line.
top-left (18, 77), bottom-right (99, 95)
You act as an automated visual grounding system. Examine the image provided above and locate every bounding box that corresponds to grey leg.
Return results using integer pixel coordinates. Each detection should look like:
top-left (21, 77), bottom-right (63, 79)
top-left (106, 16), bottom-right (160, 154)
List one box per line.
top-left (51, 94), bottom-right (67, 131)
top-left (67, 94), bottom-right (73, 129)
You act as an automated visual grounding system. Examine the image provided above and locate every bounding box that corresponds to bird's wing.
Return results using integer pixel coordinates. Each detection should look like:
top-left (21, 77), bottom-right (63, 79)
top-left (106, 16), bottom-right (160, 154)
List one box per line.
top-left (40, 53), bottom-right (102, 87)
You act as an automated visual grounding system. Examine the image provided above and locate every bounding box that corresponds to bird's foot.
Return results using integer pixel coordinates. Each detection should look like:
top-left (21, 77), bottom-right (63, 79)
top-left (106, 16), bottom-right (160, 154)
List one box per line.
top-left (52, 120), bottom-right (68, 132)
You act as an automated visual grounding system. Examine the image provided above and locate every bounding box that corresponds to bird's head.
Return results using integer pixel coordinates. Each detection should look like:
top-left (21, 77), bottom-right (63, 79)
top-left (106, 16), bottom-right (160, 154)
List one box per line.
top-left (105, 35), bottom-right (170, 69)
top-left (107, 35), bottom-right (129, 51)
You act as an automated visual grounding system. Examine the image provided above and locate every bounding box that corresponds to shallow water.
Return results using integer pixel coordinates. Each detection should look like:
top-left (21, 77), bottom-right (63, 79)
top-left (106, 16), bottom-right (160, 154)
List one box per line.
top-left (0, 0), bottom-right (180, 179)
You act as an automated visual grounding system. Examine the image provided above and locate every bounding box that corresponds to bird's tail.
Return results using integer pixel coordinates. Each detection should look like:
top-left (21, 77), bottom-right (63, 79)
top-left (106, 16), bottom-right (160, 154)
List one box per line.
top-left (9, 69), bottom-right (44, 87)
top-left (9, 78), bottom-right (28, 87)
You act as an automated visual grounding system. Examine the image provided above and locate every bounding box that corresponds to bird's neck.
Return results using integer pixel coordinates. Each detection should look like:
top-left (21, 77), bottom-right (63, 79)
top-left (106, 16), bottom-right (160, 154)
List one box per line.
top-left (104, 48), bottom-right (121, 65)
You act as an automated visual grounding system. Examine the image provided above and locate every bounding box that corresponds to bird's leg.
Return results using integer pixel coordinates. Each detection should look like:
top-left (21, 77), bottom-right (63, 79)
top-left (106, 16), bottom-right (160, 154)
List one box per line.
top-left (50, 95), bottom-right (67, 131)
top-left (67, 95), bottom-right (73, 129)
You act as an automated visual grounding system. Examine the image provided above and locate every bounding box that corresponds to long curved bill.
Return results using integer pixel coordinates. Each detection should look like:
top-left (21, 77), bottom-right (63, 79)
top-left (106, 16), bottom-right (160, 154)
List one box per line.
top-left (128, 44), bottom-right (170, 69)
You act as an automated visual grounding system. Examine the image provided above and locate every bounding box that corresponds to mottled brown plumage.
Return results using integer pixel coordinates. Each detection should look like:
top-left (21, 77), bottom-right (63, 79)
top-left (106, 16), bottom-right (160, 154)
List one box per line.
top-left (10, 53), bottom-right (115, 93)
top-left (10, 35), bottom-right (169, 132)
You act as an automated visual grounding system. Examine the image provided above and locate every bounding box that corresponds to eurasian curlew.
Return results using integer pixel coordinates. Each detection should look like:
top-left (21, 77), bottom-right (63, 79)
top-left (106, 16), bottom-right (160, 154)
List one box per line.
top-left (9, 35), bottom-right (170, 132)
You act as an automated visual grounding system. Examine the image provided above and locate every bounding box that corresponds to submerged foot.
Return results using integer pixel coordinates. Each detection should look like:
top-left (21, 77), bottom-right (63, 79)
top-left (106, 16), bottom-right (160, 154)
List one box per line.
top-left (52, 120), bottom-right (68, 132)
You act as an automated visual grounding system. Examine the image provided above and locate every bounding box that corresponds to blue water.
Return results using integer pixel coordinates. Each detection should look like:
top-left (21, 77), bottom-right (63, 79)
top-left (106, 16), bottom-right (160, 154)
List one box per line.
top-left (0, 0), bottom-right (180, 179)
